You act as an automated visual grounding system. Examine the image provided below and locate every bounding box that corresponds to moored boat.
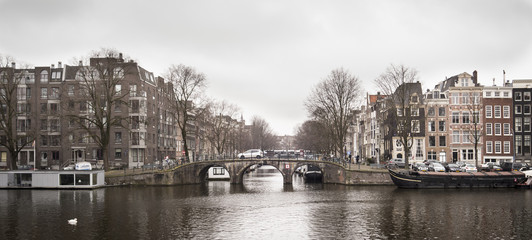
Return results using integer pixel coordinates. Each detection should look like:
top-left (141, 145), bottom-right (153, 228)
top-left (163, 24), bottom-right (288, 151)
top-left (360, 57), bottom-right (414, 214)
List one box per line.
top-left (303, 164), bottom-right (323, 182)
top-left (389, 169), bottom-right (527, 189)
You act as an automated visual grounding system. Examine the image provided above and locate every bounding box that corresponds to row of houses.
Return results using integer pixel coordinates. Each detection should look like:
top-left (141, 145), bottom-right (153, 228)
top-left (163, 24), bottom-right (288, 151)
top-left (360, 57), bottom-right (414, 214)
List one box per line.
top-left (348, 71), bottom-right (532, 166)
top-left (0, 55), bottom-right (251, 170)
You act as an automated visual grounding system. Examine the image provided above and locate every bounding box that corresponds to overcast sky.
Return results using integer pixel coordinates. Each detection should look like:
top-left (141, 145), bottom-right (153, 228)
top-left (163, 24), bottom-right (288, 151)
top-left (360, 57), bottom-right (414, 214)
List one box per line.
top-left (2, 0), bottom-right (532, 135)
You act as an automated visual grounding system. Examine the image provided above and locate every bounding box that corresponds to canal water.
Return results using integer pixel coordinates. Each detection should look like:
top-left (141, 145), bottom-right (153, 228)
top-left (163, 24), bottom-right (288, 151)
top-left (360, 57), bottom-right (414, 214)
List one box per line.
top-left (1, 165), bottom-right (532, 239)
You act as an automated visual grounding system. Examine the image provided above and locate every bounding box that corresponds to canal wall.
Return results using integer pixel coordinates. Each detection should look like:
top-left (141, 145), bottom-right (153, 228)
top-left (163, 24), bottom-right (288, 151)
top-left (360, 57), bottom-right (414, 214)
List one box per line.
top-left (105, 169), bottom-right (393, 186)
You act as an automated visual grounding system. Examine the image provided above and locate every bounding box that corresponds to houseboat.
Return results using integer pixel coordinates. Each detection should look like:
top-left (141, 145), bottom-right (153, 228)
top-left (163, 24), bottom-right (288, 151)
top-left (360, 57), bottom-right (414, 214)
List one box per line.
top-left (302, 164), bottom-right (323, 182)
top-left (207, 167), bottom-right (230, 180)
top-left (388, 169), bottom-right (527, 189)
top-left (0, 170), bottom-right (105, 189)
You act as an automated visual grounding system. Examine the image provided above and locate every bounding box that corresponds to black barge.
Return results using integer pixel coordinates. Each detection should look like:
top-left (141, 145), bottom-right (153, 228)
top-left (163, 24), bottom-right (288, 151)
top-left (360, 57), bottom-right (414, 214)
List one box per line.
top-left (389, 169), bottom-right (527, 189)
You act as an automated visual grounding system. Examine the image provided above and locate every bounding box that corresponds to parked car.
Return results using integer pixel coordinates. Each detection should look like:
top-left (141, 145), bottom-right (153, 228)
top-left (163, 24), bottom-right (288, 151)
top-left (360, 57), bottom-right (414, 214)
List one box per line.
top-left (481, 162), bottom-right (502, 172)
top-left (428, 162), bottom-right (446, 172)
top-left (460, 164), bottom-right (478, 173)
top-left (388, 158), bottom-right (406, 168)
top-left (413, 163), bottom-right (428, 172)
top-left (238, 149), bottom-right (264, 159)
top-left (500, 162), bottom-right (524, 171)
top-left (445, 163), bottom-right (462, 172)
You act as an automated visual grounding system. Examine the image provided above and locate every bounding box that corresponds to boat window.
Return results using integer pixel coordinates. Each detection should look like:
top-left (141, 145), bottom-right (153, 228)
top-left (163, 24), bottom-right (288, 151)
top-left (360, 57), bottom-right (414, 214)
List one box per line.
top-left (75, 174), bottom-right (90, 185)
top-left (92, 173), bottom-right (98, 185)
top-left (60, 174), bottom-right (74, 185)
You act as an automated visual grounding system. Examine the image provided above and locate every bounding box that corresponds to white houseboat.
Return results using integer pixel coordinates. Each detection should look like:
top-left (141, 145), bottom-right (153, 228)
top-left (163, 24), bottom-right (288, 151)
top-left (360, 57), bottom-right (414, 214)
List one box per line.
top-left (0, 170), bottom-right (105, 189)
top-left (207, 167), bottom-right (230, 180)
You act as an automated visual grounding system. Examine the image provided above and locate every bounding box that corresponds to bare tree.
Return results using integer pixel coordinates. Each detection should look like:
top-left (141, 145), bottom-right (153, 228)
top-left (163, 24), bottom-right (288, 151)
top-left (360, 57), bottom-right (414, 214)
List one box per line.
top-left (250, 116), bottom-right (277, 150)
top-left (165, 64), bottom-right (207, 162)
top-left (294, 120), bottom-right (332, 154)
top-left (374, 64), bottom-right (420, 168)
top-left (0, 55), bottom-right (36, 170)
top-left (204, 100), bottom-right (239, 157)
top-left (464, 91), bottom-right (483, 167)
top-left (305, 68), bottom-right (362, 158)
top-left (65, 49), bottom-right (131, 171)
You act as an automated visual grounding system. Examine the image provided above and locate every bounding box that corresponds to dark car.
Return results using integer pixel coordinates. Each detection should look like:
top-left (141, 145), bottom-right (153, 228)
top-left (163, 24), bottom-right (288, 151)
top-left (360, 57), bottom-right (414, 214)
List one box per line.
top-left (444, 163), bottom-right (461, 172)
top-left (500, 162), bottom-right (524, 172)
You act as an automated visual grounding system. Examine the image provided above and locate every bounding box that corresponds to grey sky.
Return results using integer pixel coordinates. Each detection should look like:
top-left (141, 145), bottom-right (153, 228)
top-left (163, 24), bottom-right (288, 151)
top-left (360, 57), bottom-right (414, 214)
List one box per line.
top-left (2, 0), bottom-right (532, 135)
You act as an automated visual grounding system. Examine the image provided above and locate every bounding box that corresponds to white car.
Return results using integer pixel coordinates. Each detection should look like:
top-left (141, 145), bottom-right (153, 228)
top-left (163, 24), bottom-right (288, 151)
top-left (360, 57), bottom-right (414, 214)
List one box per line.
top-left (238, 149), bottom-right (264, 159)
top-left (429, 162), bottom-right (446, 172)
top-left (461, 164), bottom-right (478, 173)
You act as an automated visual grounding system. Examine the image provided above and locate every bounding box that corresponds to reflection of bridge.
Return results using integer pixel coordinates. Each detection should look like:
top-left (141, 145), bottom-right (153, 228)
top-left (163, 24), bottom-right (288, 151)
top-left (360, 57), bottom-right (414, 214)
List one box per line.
top-left (105, 159), bottom-right (393, 186)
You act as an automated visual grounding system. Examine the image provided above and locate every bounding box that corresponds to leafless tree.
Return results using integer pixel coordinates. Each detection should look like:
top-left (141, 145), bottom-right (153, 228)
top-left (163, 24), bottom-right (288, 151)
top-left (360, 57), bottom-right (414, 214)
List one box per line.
top-left (0, 55), bottom-right (36, 170)
top-left (65, 49), bottom-right (132, 171)
top-left (250, 116), bottom-right (277, 150)
top-left (305, 68), bottom-right (362, 158)
top-left (204, 100), bottom-right (239, 157)
top-left (374, 64), bottom-right (420, 168)
top-left (463, 91), bottom-right (483, 167)
top-left (165, 64), bottom-right (207, 162)
top-left (294, 120), bottom-right (332, 154)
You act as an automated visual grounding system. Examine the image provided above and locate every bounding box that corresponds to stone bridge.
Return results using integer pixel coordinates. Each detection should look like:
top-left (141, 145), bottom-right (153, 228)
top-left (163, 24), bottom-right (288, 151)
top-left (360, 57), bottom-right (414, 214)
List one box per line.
top-left (105, 159), bottom-right (393, 186)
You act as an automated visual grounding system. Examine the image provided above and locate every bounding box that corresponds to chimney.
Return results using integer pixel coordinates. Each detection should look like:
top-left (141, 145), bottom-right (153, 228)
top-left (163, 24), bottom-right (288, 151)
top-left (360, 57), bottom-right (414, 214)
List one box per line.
top-left (58, 61), bottom-right (62, 68)
top-left (78, 60), bottom-right (83, 66)
top-left (473, 70), bottom-right (478, 84)
top-left (503, 70), bottom-right (506, 86)
top-left (51, 64), bottom-right (55, 69)
top-left (11, 62), bottom-right (15, 69)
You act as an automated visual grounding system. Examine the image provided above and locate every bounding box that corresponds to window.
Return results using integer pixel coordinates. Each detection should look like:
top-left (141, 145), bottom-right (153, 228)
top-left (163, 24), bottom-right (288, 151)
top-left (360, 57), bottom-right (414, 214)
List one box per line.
top-left (461, 93), bottom-right (470, 104)
top-left (40, 103), bottom-right (47, 114)
top-left (429, 136), bottom-right (436, 146)
top-left (451, 93), bottom-right (459, 104)
top-left (486, 91), bottom-right (492, 97)
top-left (428, 121), bottom-right (435, 132)
top-left (504, 92), bottom-right (509, 97)
top-left (463, 131), bottom-right (470, 143)
top-left (486, 141), bottom-right (493, 153)
top-left (412, 120), bottom-right (420, 133)
top-left (416, 140), bottom-right (423, 158)
top-left (525, 105), bottom-right (531, 115)
top-left (494, 106), bottom-right (501, 118)
top-left (516, 135), bottom-right (522, 154)
top-left (503, 106), bottom-right (510, 118)
top-left (486, 123), bottom-right (492, 135)
top-left (40, 70), bottom-right (48, 83)
top-left (68, 85), bottom-right (75, 96)
top-left (516, 118), bottom-right (522, 132)
top-left (452, 112), bottom-right (460, 123)
top-left (130, 84), bottom-right (137, 97)
top-left (486, 106), bottom-right (492, 118)
top-left (452, 131), bottom-right (460, 143)
top-left (494, 91), bottom-right (500, 97)
top-left (504, 141), bottom-right (511, 154)
top-left (494, 123), bottom-right (501, 135)
top-left (115, 148), bottom-right (122, 159)
top-left (516, 92), bottom-right (522, 101)
top-left (525, 117), bottom-right (531, 132)
top-left (438, 107), bottom-right (445, 117)
top-left (50, 103), bottom-right (58, 114)
top-left (494, 141), bottom-right (501, 154)
top-left (411, 107), bottom-right (419, 116)
top-left (516, 105), bottom-right (522, 114)
top-left (427, 107), bottom-right (435, 116)
top-left (213, 167), bottom-right (226, 175)
top-left (40, 119), bottom-right (47, 131)
top-left (439, 136), bottom-right (446, 147)
top-left (438, 121), bottom-right (446, 131)
top-left (427, 151), bottom-right (437, 160)
top-left (526, 136), bottom-right (531, 154)
top-left (525, 92), bottom-right (531, 101)
top-left (462, 112), bottom-right (470, 124)
top-left (115, 84), bottom-right (122, 95)
top-left (461, 78), bottom-right (468, 87)
top-left (115, 132), bottom-right (122, 144)
top-left (51, 71), bottom-right (61, 81)
top-left (504, 123), bottom-right (510, 135)
top-left (40, 88), bottom-right (47, 99)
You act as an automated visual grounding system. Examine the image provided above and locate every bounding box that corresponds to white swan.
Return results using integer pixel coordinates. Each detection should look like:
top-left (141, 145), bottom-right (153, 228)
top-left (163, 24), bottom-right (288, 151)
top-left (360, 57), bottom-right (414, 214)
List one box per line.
top-left (68, 218), bottom-right (77, 225)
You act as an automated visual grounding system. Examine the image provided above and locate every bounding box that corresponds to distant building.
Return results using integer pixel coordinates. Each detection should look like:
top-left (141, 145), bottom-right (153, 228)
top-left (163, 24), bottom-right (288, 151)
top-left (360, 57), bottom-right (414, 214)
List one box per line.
top-left (512, 79), bottom-right (532, 164)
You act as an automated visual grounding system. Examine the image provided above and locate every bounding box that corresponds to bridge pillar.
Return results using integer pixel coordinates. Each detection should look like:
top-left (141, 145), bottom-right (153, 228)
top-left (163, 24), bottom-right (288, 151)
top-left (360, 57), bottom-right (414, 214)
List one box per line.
top-left (283, 173), bottom-right (292, 184)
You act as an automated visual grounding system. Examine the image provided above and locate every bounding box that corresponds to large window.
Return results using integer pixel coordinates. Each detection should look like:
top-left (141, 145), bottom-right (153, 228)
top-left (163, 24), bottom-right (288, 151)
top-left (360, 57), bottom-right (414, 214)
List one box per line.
top-left (525, 92), bottom-right (531, 101)
top-left (428, 121), bottom-right (435, 132)
top-left (486, 141), bottom-right (493, 153)
top-left (40, 70), bottom-right (48, 83)
top-left (495, 123), bottom-right (501, 135)
top-left (485, 105), bottom-right (492, 118)
top-left (504, 123), bottom-right (511, 135)
top-left (525, 117), bottom-right (531, 132)
top-left (515, 92), bottom-right (522, 101)
top-left (516, 135), bottom-right (522, 154)
top-left (439, 136), bottom-right (446, 147)
top-left (452, 112), bottom-right (460, 124)
top-left (516, 105), bottom-right (522, 114)
top-left (516, 118), bottom-right (522, 132)
top-left (504, 141), bottom-right (511, 154)
top-left (503, 106), bottom-right (510, 118)
top-left (495, 141), bottom-right (502, 153)
top-left (452, 131), bottom-right (460, 143)
top-left (439, 121), bottom-right (446, 131)
top-left (429, 136), bottom-right (436, 146)
top-left (462, 112), bottom-right (470, 124)
top-left (438, 107), bottom-right (446, 117)
top-left (462, 131), bottom-right (470, 143)
top-left (494, 106), bottom-right (501, 118)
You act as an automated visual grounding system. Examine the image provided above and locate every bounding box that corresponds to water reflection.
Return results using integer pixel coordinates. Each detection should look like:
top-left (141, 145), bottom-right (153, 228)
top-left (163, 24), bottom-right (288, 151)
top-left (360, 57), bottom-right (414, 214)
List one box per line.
top-left (1, 168), bottom-right (532, 239)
